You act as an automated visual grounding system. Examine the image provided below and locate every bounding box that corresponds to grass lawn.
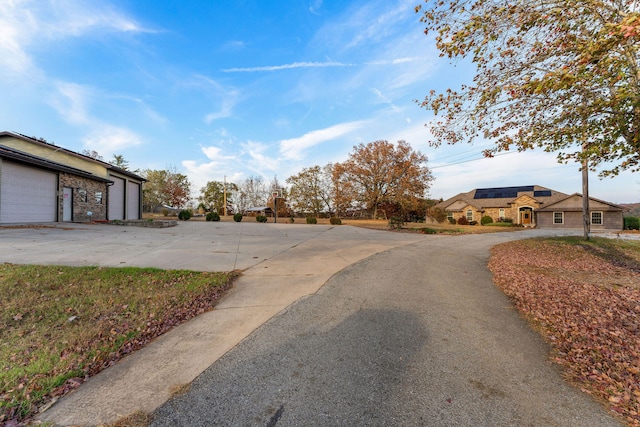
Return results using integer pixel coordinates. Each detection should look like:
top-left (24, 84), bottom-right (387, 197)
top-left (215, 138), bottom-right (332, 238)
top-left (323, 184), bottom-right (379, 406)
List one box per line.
top-left (0, 265), bottom-right (235, 423)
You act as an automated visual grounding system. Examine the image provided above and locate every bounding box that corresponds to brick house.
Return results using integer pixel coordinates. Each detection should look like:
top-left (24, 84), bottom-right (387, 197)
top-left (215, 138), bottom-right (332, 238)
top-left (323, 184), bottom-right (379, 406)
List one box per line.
top-left (433, 185), bottom-right (624, 229)
top-left (0, 131), bottom-right (145, 224)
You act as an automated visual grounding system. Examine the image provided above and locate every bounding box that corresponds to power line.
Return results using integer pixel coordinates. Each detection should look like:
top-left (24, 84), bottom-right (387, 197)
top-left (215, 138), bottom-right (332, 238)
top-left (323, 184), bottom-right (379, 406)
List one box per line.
top-left (430, 150), bottom-right (517, 170)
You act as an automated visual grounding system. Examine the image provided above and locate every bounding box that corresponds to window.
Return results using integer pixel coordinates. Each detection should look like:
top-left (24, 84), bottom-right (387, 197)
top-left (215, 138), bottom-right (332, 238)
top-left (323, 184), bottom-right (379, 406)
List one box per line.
top-left (78, 189), bottom-right (87, 203)
top-left (95, 191), bottom-right (103, 204)
top-left (591, 211), bottom-right (603, 225)
top-left (553, 212), bottom-right (564, 224)
top-left (499, 208), bottom-right (505, 220)
top-left (466, 209), bottom-right (473, 222)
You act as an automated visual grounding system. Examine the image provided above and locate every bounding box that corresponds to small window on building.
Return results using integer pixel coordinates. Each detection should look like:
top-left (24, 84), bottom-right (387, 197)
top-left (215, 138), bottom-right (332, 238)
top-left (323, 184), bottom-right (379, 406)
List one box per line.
top-left (499, 208), bottom-right (505, 220)
top-left (95, 191), bottom-right (103, 204)
top-left (591, 211), bottom-right (603, 225)
top-left (78, 189), bottom-right (87, 203)
top-left (466, 209), bottom-right (473, 222)
top-left (447, 212), bottom-right (453, 220)
top-left (553, 212), bottom-right (564, 224)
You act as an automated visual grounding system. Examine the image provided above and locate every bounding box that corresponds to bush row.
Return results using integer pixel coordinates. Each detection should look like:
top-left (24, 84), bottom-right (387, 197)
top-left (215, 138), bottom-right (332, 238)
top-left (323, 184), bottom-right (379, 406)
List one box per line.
top-left (624, 216), bottom-right (640, 230)
top-left (178, 212), bottom-right (344, 225)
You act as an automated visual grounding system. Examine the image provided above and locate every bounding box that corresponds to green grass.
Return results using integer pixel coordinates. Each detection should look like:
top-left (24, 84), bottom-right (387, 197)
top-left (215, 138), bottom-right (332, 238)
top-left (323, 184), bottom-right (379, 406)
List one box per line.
top-left (0, 264), bottom-right (234, 422)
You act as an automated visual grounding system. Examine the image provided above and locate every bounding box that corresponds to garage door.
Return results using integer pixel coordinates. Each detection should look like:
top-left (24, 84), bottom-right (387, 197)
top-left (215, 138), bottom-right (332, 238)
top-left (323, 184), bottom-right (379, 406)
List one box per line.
top-left (0, 161), bottom-right (57, 223)
top-left (127, 182), bottom-right (140, 220)
top-left (108, 176), bottom-right (125, 220)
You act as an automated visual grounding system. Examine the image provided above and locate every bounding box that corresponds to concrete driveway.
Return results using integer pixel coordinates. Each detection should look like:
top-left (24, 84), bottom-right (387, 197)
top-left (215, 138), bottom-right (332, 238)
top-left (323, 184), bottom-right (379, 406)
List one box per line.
top-left (2, 223), bottom-right (619, 426)
top-left (0, 222), bottom-right (424, 425)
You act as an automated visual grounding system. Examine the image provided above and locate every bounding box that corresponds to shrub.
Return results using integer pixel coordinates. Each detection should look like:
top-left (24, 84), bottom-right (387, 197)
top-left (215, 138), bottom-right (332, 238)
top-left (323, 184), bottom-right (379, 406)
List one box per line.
top-left (448, 217), bottom-right (456, 224)
top-left (306, 216), bottom-right (317, 224)
top-left (481, 215), bottom-right (493, 225)
top-left (206, 212), bottom-right (220, 222)
top-left (469, 220), bottom-right (478, 226)
top-left (256, 215), bottom-right (268, 223)
top-left (161, 208), bottom-right (169, 217)
top-left (428, 207), bottom-right (448, 223)
top-left (420, 227), bottom-right (438, 234)
top-left (624, 216), bottom-right (640, 230)
top-left (503, 218), bottom-right (514, 223)
top-left (178, 210), bottom-right (192, 221)
top-left (457, 217), bottom-right (468, 225)
top-left (329, 217), bottom-right (342, 225)
top-left (389, 217), bottom-right (404, 229)
top-left (233, 213), bottom-right (243, 222)
top-left (289, 216), bottom-right (295, 224)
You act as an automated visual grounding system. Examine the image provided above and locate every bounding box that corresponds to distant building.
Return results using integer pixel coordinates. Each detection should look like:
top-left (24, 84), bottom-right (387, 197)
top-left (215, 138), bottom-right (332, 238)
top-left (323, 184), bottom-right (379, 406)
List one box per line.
top-left (0, 131), bottom-right (145, 224)
top-left (433, 185), bottom-right (624, 230)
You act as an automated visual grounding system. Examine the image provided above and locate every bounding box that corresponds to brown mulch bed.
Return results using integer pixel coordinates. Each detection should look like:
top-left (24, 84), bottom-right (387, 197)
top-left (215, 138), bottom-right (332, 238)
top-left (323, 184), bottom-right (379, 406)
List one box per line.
top-left (489, 237), bottom-right (640, 426)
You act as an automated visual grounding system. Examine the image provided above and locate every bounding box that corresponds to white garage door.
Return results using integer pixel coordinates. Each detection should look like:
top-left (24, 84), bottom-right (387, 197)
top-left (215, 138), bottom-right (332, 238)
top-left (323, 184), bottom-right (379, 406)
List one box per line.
top-left (0, 161), bottom-right (57, 224)
top-left (127, 182), bottom-right (140, 220)
top-left (108, 176), bottom-right (125, 220)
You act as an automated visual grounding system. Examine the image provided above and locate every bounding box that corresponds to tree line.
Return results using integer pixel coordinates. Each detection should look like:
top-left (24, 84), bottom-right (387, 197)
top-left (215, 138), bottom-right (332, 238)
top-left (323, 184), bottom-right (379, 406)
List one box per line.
top-left (139, 140), bottom-right (434, 220)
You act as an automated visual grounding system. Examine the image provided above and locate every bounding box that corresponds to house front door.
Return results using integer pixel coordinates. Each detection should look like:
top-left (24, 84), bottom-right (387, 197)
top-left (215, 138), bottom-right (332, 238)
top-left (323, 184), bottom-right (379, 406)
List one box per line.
top-left (63, 187), bottom-right (73, 222)
top-left (520, 208), bottom-right (532, 225)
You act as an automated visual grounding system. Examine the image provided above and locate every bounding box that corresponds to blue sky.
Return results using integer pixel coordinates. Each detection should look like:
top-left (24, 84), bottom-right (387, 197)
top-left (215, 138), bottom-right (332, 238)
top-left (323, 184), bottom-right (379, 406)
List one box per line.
top-left (1, 0), bottom-right (638, 203)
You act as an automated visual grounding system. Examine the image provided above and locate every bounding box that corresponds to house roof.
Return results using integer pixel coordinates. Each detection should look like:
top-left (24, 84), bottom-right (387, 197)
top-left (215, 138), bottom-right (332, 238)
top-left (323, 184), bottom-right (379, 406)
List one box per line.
top-left (434, 185), bottom-right (569, 211)
top-left (536, 193), bottom-right (626, 212)
top-left (0, 144), bottom-right (113, 183)
top-left (0, 131), bottom-right (145, 182)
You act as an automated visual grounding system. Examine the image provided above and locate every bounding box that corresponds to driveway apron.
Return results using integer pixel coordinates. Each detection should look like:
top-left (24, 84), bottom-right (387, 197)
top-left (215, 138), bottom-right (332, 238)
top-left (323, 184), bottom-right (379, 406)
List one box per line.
top-left (150, 231), bottom-right (621, 426)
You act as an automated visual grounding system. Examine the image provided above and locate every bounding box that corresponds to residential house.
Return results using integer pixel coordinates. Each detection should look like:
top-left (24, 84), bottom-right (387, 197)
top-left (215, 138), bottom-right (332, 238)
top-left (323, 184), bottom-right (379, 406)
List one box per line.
top-left (433, 185), bottom-right (624, 229)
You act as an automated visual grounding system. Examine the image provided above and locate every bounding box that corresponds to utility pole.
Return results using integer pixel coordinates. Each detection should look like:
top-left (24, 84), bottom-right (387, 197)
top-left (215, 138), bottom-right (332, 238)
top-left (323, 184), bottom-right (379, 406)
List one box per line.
top-left (581, 142), bottom-right (590, 241)
top-left (223, 176), bottom-right (227, 216)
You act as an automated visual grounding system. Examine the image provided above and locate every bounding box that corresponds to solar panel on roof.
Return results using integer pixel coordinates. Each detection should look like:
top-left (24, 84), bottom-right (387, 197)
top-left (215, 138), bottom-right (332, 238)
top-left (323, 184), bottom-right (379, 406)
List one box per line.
top-left (473, 186), bottom-right (534, 199)
top-left (534, 190), bottom-right (552, 197)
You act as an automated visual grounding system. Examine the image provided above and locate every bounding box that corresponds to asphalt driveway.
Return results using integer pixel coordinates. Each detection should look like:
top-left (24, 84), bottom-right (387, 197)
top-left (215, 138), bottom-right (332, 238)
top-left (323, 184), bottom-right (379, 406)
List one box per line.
top-left (151, 230), bottom-right (620, 426)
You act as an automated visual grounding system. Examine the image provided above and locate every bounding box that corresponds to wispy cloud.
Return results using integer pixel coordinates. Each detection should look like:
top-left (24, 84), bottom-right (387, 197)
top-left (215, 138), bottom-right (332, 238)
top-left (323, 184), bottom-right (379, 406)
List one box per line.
top-left (49, 81), bottom-right (93, 126)
top-left (280, 120), bottom-right (368, 160)
top-left (244, 140), bottom-right (279, 171)
top-left (366, 57), bottom-right (419, 66)
top-left (188, 74), bottom-right (239, 123)
top-left (83, 125), bottom-right (143, 154)
top-left (222, 61), bottom-right (354, 73)
top-left (309, 0), bottom-right (323, 15)
top-left (0, 0), bottom-right (155, 79)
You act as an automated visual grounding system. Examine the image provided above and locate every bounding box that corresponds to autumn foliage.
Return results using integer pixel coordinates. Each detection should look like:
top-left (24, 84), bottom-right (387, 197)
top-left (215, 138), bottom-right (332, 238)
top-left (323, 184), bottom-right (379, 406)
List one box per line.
top-left (417, 0), bottom-right (640, 177)
top-left (332, 140), bottom-right (433, 218)
top-left (489, 238), bottom-right (640, 425)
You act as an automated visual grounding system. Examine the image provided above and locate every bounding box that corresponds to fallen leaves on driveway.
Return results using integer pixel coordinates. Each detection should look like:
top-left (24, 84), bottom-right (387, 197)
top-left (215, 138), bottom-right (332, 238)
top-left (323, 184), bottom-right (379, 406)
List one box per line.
top-left (489, 237), bottom-right (640, 426)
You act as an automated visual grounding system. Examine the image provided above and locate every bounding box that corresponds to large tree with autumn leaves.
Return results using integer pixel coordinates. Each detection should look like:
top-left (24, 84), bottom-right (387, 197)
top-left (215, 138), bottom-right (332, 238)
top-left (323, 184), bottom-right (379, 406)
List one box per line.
top-left (332, 140), bottom-right (433, 218)
top-left (416, 0), bottom-right (640, 175)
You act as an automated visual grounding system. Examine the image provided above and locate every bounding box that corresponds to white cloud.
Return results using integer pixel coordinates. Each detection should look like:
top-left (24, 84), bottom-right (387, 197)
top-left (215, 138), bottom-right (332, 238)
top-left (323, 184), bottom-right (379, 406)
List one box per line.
top-left (83, 125), bottom-right (143, 155)
top-left (0, 0), bottom-right (36, 74)
top-left (0, 0), bottom-right (154, 77)
top-left (280, 120), bottom-right (368, 160)
top-left (244, 140), bottom-right (279, 171)
top-left (50, 81), bottom-right (92, 125)
top-left (309, 0), bottom-right (323, 15)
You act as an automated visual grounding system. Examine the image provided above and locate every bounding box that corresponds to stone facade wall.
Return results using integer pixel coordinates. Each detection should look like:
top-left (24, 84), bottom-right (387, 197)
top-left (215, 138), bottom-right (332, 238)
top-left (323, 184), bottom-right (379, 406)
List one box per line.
top-left (59, 173), bottom-right (108, 222)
